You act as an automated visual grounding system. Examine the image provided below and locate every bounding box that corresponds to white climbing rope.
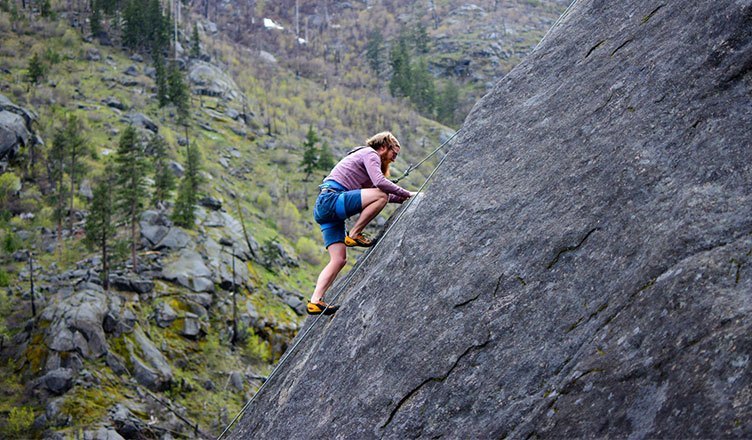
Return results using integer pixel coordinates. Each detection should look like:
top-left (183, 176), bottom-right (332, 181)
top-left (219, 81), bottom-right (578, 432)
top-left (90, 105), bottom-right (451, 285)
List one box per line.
top-left (533, 0), bottom-right (579, 53)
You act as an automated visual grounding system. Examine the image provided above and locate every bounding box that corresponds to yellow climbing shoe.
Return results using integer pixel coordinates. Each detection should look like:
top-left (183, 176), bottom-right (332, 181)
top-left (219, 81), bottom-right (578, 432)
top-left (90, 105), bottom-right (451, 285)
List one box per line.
top-left (345, 233), bottom-right (373, 247)
top-left (306, 300), bottom-right (339, 315)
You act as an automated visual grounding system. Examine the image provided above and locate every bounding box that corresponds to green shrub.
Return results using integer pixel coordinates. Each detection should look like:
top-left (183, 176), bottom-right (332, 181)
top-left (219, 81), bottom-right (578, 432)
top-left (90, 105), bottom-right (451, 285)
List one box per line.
top-left (0, 269), bottom-right (9, 287)
top-left (255, 192), bottom-right (272, 211)
top-left (2, 229), bottom-right (21, 255)
top-left (61, 29), bottom-right (79, 48)
top-left (244, 329), bottom-right (272, 364)
top-left (276, 200), bottom-right (301, 238)
top-left (295, 236), bottom-right (321, 265)
top-left (6, 406), bottom-right (34, 438)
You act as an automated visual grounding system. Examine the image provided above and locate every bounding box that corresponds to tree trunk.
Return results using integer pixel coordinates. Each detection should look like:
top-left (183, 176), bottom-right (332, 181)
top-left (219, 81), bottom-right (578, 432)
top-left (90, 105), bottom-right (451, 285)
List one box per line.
top-left (102, 235), bottom-right (109, 290)
top-left (69, 163), bottom-right (76, 238)
top-left (57, 172), bottom-right (64, 256)
top-left (131, 208), bottom-right (137, 273)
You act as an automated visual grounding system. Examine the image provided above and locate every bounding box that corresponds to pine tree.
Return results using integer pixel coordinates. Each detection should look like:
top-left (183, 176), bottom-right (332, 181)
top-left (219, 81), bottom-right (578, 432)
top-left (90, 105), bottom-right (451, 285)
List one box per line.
top-left (172, 179), bottom-right (195, 228)
top-left (300, 125), bottom-right (320, 181)
top-left (154, 53), bottom-right (169, 107)
top-left (62, 114), bottom-right (89, 238)
top-left (409, 58), bottom-right (437, 116)
top-left (90, 3), bottom-right (103, 37)
top-left (190, 24), bottom-right (201, 58)
top-left (412, 23), bottom-right (430, 54)
top-left (437, 80), bottom-right (460, 126)
top-left (113, 126), bottom-right (149, 272)
top-left (147, 0), bottom-right (169, 54)
top-left (366, 29), bottom-right (384, 73)
top-left (40, 0), bottom-right (52, 18)
top-left (149, 133), bottom-right (175, 208)
top-left (389, 35), bottom-right (412, 98)
top-left (26, 53), bottom-right (45, 90)
top-left (122, 0), bottom-right (143, 49)
top-left (48, 124), bottom-right (69, 250)
top-left (84, 165), bottom-right (116, 290)
top-left (172, 142), bottom-right (202, 228)
top-left (168, 62), bottom-right (190, 125)
top-left (317, 140), bottom-right (335, 171)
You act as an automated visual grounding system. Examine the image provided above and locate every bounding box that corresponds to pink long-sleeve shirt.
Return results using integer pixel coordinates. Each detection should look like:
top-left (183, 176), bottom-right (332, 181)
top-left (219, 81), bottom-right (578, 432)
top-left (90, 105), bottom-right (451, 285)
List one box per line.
top-left (323, 147), bottom-right (410, 203)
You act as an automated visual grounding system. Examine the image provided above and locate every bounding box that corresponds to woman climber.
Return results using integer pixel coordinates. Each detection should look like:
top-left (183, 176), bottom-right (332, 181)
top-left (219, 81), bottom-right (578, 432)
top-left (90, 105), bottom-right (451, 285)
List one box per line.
top-left (307, 131), bottom-right (415, 315)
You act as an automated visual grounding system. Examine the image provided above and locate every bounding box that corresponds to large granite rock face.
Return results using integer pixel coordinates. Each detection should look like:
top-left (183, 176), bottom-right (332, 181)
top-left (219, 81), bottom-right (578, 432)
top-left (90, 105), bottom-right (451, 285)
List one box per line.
top-left (231, 1), bottom-right (752, 439)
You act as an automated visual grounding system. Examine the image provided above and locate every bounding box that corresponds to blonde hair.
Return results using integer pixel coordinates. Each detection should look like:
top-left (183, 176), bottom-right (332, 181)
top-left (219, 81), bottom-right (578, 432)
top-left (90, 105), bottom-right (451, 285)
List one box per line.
top-left (366, 131), bottom-right (400, 151)
top-left (366, 131), bottom-right (400, 176)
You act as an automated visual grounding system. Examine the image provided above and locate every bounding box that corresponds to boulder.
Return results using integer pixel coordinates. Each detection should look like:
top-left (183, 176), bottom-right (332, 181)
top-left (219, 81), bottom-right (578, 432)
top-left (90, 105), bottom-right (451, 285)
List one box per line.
top-left (125, 113), bottom-right (158, 133)
top-left (103, 97), bottom-right (127, 111)
top-left (105, 352), bottom-right (129, 376)
top-left (180, 313), bottom-right (204, 339)
top-left (229, 1), bottom-right (752, 439)
top-left (83, 428), bottom-right (125, 440)
top-left (203, 237), bottom-right (251, 290)
top-left (110, 275), bottom-right (154, 294)
top-left (36, 368), bottom-right (73, 395)
top-left (169, 160), bottom-right (185, 177)
top-left (185, 293), bottom-right (213, 308)
top-left (130, 327), bottom-right (172, 390)
top-left (199, 196), bottom-right (223, 211)
top-left (162, 249), bottom-right (214, 293)
top-left (258, 50), bottom-right (277, 64)
top-left (110, 404), bottom-right (146, 439)
top-left (155, 227), bottom-right (191, 251)
top-left (229, 371), bottom-right (244, 391)
top-left (85, 47), bottom-right (101, 61)
top-left (188, 61), bottom-right (242, 101)
top-left (45, 397), bottom-right (69, 428)
top-left (268, 283), bottom-right (305, 316)
top-left (43, 289), bottom-right (108, 359)
top-left (155, 301), bottom-right (177, 328)
top-left (79, 179), bottom-right (93, 200)
top-left (123, 65), bottom-right (139, 76)
top-left (0, 94), bottom-right (37, 161)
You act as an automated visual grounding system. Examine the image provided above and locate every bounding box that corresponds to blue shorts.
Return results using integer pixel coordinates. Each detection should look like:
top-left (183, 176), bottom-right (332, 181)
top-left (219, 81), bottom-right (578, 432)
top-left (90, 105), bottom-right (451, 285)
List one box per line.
top-left (314, 181), bottom-right (363, 248)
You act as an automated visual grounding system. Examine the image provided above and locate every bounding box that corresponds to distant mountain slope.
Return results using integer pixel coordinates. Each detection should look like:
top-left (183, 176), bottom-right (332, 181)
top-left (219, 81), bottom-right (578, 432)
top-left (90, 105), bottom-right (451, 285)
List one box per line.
top-left (230, 0), bottom-right (752, 438)
top-left (200, 0), bottom-right (569, 120)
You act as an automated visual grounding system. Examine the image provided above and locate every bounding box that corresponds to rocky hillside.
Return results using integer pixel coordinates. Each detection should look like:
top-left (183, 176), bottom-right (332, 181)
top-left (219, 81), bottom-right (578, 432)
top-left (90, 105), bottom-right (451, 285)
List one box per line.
top-left (230, 0), bottom-right (752, 438)
top-left (0, 2), bottom-right (455, 438)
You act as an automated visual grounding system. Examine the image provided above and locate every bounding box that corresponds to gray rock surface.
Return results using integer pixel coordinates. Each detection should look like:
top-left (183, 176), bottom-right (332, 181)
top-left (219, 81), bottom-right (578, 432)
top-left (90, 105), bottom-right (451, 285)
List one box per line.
top-left (42, 289), bottom-right (109, 359)
top-left (231, 1), bottom-right (752, 438)
top-left (0, 94), bottom-right (37, 161)
top-left (180, 313), bottom-right (204, 339)
top-left (35, 368), bottom-right (73, 395)
top-left (188, 61), bottom-right (242, 100)
top-left (155, 301), bottom-right (178, 328)
top-left (83, 428), bottom-right (125, 440)
top-left (155, 227), bottom-right (191, 251)
top-left (130, 326), bottom-right (173, 390)
top-left (161, 249), bottom-right (214, 292)
top-left (125, 112), bottom-right (158, 133)
top-left (203, 236), bottom-right (251, 290)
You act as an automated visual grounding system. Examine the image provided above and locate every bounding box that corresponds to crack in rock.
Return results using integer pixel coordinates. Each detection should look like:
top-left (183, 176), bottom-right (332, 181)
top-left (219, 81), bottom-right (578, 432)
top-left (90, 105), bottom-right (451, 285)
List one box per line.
top-left (546, 227), bottom-right (601, 269)
top-left (381, 338), bottom-right (491, 429)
